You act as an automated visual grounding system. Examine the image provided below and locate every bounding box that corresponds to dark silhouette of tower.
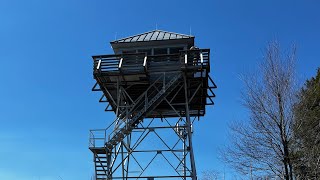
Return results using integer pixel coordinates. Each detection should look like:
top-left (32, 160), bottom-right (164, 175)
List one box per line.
top-left (89, 30), bottom-right (216, 180)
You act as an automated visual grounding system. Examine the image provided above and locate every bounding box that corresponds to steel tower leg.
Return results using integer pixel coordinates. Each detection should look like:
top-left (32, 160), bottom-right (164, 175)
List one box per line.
top-left (107, 151), bottom-right (112, 180)
top-left (183, 74), bottom-right (197, 180)
top-left (183, 131), bottom-right (187, 180)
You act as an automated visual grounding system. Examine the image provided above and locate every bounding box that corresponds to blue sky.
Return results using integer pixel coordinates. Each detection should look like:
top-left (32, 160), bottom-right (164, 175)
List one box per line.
top-left (0, 0), bottom-right (319, 179)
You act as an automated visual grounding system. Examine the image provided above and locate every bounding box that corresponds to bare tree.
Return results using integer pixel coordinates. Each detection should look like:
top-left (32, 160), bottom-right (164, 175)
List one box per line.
top-left (201, 170), bottom-right (220, 180)
top-left (221, 41), bottom-right (296, 180)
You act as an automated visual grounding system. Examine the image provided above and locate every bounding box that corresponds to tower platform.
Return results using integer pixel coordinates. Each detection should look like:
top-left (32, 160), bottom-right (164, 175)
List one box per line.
top-left (92, 49), bottom-right (216, 118)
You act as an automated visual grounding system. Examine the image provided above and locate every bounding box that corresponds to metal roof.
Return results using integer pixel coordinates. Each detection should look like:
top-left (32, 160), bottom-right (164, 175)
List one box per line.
top-left (111, 30), bottom-right (194, 43)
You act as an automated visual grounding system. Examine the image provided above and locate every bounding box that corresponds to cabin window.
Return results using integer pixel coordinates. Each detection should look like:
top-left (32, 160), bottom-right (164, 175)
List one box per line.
top-left (122, 50), bottom-right (136, 54)
top-left (170, 47), bottom-right (184, 54)
top-left (154, 48), bottom-right (168, 55)
top-left (138, 49), bottom-right (152, 55)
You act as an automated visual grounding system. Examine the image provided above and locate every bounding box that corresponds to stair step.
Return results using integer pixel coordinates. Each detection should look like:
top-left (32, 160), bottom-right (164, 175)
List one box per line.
top-left (95, 155), bottom-right (107, 158)
top-left (95, 160), bottom-right (107, 163)
top-left (95, 161), bottom-right (107, 163)
top-left (121, 128), bottom-right (131, 134)
top-left (95, 159), bottom-right (107, 162)
top-left (96, 165), bottom-right (107, 167)
top-left (96, 169), bottom-right (108, 172)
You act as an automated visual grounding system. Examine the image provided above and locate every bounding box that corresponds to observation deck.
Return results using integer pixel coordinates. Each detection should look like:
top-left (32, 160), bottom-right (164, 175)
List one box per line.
top-left (92, 49), bottom-right (216, 118)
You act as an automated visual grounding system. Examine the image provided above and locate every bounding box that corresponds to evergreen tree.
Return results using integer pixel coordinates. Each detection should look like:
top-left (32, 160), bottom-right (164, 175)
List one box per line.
top-left (293, 68), bottom-right (320, 179)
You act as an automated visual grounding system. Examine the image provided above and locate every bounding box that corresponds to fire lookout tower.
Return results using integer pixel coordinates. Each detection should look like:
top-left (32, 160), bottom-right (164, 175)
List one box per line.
top-left (89, 30), bottom-right (216, 180)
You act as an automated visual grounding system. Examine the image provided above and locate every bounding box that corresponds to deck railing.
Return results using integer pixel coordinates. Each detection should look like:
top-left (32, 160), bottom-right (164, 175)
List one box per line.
top-left (89, 116), bottom-right (120, 148)
top-left (89, 129), bottom-right (106, 148)
top-left (92, 49), bottom-right (210, 74)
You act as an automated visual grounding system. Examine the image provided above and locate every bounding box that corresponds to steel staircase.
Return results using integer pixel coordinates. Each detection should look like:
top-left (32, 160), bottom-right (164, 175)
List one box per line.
top-left (105, 73), bottom-right (182, 150)
top-left (94, 153), bottom-right (108, 180)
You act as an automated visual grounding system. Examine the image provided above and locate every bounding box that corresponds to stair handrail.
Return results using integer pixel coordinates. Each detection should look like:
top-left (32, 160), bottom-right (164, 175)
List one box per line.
top-left (106, 73), bottom-right (182, 148)
top-left (89, 116), bottom-right (121, 148)
top-left (115, 74), bottom-right (165, 120)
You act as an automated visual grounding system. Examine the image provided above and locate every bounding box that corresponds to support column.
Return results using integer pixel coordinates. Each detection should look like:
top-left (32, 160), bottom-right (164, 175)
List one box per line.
top-left (107, 150), bottom-right (112, 180)
top-left (183, 74), bottom-right (197, 180)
